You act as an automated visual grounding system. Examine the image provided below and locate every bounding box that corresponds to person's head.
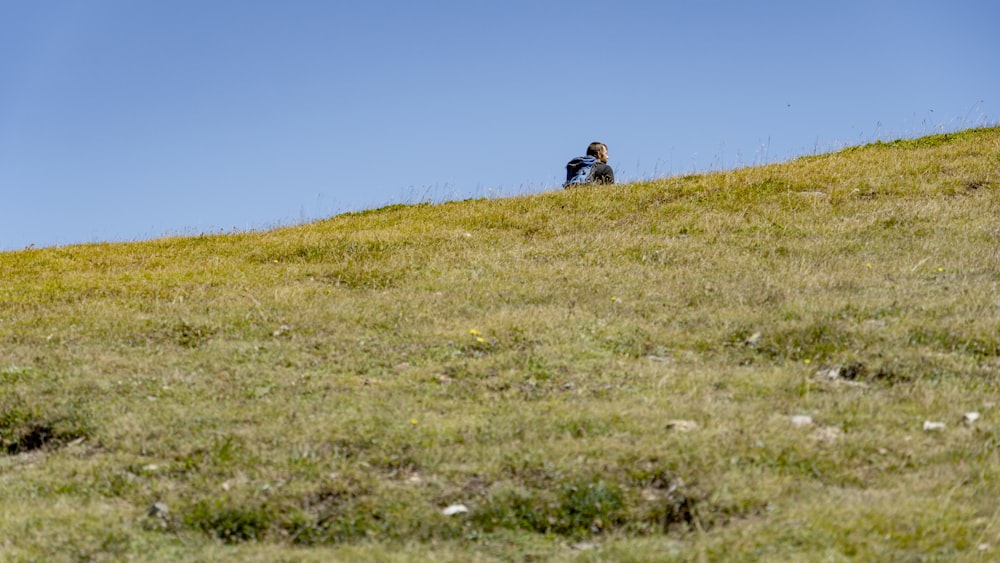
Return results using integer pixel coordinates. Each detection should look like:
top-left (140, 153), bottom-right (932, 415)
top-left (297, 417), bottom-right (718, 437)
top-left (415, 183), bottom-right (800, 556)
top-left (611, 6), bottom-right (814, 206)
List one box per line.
top-left (586, 142), bottom-right (608, 163)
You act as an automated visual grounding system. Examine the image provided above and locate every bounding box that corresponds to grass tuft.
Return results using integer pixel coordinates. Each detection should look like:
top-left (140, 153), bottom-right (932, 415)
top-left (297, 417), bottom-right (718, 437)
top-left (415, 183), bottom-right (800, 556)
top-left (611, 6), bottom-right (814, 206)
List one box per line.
top-left (0, 393), bottom-right (92, 454)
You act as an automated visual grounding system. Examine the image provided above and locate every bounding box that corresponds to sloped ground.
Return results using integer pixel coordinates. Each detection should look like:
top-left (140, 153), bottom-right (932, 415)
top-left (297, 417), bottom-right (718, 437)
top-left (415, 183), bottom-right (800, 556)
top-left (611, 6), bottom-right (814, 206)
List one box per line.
top-left (1, 127), bottom-right (998, 560)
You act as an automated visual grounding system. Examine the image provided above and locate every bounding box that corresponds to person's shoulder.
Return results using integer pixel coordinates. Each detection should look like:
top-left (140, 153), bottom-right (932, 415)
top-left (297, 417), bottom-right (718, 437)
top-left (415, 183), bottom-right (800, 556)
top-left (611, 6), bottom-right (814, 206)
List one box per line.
top-left (594, 162), bottom-right (614, 184)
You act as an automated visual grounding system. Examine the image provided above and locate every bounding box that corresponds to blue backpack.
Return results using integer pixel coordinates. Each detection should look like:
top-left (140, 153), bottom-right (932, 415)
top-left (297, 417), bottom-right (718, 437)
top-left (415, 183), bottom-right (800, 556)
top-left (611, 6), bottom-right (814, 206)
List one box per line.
top-left (564, 156), bottom-right (598, 187)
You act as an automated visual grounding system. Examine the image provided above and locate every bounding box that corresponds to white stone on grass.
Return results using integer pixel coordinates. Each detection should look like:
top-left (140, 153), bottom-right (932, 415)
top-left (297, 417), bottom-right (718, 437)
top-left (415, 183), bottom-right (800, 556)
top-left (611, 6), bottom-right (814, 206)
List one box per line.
top-left (790, 415), bottom-right (814, 427)
top-left (148, 502), bottom-right (169, 518)
top-left (442, 504), bottom-right (468, 516)
top-left (923, 421), bottom-right (946, 432)
top-left (664, 420), bottom-right (699, 432)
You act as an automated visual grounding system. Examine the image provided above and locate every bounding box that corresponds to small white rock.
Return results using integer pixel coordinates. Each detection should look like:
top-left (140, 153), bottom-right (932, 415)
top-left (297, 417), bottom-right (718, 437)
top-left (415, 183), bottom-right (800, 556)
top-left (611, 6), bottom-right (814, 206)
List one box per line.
top-left (148, 502), bottom-right (169, 518)
top-left (815, 367), bottom-right (841, 380)
top-left (923, 421), bottom-right (946, 432)
top-left (790, 415), bottom-right (814, 427)
top-left (665, 420), bottom-right (699, 432)
top-left (442, 504), bottom-right (468, 516)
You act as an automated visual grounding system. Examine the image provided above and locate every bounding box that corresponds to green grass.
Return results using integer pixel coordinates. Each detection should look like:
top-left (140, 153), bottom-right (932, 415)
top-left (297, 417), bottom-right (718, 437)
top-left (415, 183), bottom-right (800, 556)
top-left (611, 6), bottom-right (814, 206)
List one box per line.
top-left (1, 127), bottom-right (999, 560)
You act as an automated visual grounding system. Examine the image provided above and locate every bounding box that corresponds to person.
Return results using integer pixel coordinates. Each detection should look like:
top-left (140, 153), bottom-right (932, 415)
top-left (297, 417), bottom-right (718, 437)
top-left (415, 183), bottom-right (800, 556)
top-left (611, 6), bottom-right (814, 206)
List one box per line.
top-left (563, 142), bottom-right (614, 188)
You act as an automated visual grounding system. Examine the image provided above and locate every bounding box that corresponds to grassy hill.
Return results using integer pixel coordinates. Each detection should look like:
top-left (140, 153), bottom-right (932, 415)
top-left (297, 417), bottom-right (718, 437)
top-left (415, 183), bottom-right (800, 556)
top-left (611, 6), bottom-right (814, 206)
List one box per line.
top-left (2, 127), bottom-right (999, 561)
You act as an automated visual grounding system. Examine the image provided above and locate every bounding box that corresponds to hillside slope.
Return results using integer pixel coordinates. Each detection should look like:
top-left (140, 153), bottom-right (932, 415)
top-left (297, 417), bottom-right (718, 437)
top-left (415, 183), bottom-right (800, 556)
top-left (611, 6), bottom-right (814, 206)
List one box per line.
top-left (1, 127), bottom-right (999, 560)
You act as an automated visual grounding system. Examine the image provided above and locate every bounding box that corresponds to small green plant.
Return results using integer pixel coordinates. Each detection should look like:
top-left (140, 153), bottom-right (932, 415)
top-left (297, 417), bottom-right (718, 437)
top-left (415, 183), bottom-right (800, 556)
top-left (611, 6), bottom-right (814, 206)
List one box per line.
top-left (554, 479), bottom-right (626, 537)
top-left (185, 500), bottom-right (274, 544)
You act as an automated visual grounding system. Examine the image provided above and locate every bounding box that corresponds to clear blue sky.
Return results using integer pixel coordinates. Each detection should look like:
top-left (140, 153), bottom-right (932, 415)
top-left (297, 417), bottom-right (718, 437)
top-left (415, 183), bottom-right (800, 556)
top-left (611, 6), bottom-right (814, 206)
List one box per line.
top-left (2, 0), bottom-right (997, 251)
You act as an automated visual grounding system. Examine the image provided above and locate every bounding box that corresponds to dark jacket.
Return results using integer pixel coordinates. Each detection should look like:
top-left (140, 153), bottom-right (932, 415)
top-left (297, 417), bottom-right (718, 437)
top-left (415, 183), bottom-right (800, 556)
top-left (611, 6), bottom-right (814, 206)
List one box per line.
top-left (564, 156), bottom-right (614, 188)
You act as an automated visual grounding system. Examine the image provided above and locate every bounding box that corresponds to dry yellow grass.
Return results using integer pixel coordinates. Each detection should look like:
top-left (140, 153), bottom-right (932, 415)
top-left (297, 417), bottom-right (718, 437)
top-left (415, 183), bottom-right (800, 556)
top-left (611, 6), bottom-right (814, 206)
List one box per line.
top-left (1, 127), bottom-right (998, 560)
